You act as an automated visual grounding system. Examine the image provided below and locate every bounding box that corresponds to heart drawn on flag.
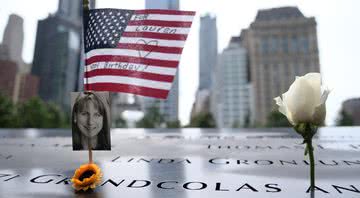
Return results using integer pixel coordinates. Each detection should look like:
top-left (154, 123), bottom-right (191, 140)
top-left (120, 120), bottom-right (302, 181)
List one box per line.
top-left (136, 39), bottom-right (159, 58)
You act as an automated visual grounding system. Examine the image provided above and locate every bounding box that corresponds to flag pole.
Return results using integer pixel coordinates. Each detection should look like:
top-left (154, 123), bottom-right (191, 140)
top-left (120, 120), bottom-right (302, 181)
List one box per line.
top-left (83, 0), bottom-right (89, 91)
top-left (88, 138), bottom-right (93, 164)
top-left (83, 0), bottom-right (89, 9)
top-left (83, 0), bottom-right (93, 164)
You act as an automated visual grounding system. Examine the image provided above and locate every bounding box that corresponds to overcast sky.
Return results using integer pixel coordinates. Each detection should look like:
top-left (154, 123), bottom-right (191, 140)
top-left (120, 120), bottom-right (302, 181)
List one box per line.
top-left (1, 0), bottom-right (359, 126)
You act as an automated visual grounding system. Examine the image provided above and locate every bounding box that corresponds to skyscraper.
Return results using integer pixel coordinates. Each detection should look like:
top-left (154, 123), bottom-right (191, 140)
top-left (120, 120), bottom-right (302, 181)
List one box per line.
top-left (0, 60), bottom-right (17, 98)
top-left (2, 14), bottom-right (23, 67)
top-left (212, 37), bottom-right (252, 128)
top-left (0, 44), bottom-right (9, 60)
top-left (78, 0), bottom-right (96, 91)
top-left (240, 7), bottom-right (320, 125)
top-left (32, 0), bottom-right (83, 109)
top-left (190, 14), bottom-right (218, 123)
top-left (1, 14), bottom-right (39, 103)
top-left (57, 0), bottom-right (83, 21)
top-left (199, 14), bottom-right (217, 90)
top-left (145, 0), bottom-right (179, 10)
top-left (142, 0), bottom-right (180, 123)
top-left (13, 73), bottom-right (39, 103)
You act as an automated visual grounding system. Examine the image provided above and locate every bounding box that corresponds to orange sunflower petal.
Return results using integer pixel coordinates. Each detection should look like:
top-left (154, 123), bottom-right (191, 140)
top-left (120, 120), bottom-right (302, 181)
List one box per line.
top-left (71, 163), bottom-right (102, 191)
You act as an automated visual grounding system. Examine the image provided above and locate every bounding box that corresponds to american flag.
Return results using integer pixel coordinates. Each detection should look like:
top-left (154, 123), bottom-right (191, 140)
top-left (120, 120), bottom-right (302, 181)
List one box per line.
top-left (83, 9), bottom-right (195, 99)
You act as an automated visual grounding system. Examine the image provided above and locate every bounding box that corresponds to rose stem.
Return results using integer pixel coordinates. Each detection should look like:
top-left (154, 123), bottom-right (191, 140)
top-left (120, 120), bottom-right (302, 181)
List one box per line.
top-left (306, 139), bottom-right (315, 191)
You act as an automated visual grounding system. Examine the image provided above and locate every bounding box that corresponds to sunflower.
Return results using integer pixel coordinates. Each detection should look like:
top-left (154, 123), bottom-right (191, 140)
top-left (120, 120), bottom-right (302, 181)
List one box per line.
top-left (71, 163), bottom-right (102, 191)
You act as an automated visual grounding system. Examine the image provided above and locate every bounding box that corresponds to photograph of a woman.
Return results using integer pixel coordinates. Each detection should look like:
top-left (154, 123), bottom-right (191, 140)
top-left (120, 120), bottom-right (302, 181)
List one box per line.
top-left (71, 91), bottom-right (111, 150)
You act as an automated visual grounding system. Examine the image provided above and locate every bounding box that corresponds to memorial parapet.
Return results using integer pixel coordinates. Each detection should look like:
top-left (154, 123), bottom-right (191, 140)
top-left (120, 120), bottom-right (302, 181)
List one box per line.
top-left (1, 127), bottom-right (360, 197)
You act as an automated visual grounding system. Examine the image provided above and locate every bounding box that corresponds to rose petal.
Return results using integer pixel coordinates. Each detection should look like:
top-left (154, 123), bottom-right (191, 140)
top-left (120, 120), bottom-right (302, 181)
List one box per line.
top-left (274, 96), bottom-right (295, 125)
top-left (274, 96), bottom-right (287, 116)
top-left (302, 73), bottom-right (321, 105)
top-left (320, 86), bottom-right (331, 105)
top-left (312, 103), bottom-right (326, 125)
top-left (283, 77), bottom-right (318, 124)
top-left (311, 87), bottom-right (331, 125)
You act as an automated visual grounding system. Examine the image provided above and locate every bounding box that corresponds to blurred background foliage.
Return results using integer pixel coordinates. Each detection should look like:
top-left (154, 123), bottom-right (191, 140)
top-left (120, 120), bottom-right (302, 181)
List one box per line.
top-left (0, 93), bottom-right (69, 128)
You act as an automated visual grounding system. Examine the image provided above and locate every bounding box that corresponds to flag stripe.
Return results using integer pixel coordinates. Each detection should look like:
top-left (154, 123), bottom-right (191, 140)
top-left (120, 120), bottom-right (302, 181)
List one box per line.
top-left (85, 69), bottom-right (174, 82)
top-left (86, 62), bottom-right (178, 75)
top-left (118, 37), bottom-right (185, 47)
top-left (134, 9), bottom-right (196, 16)
top-left (117, 43), bottom-right (183, 54)
top-left (122, 32), bottom-right (188, 41)
top-left (125, 26), bottom-right (191, 34)
top-left (128, 20), bottom-right (192, 27)
top-left (86, 75), bottom-right (172, 90)
top-left (86, 48), bottom-right (180, 61)
top-left (131, 14), bottom-right (194, 22)
top-left (86, 55), bottom-right (179, 68)
top-left (85, 83), bottom-right (169, 99)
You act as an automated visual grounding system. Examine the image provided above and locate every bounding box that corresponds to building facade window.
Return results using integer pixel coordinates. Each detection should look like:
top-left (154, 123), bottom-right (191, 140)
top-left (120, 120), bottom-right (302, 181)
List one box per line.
top-left (270, 36), bottom-right (278, 52)
top-left (281, 37), bottom-right (289, 53)
top-left (301, 36), bottom-right (309, 53)
top-left (291, 35), bottom-right (298, 52)
top-left (261, 36), bottom-right (269, 54)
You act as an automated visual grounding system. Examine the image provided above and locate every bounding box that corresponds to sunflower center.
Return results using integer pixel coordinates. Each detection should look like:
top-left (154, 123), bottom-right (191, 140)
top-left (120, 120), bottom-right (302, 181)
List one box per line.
top-left (79, 170), bottom-right (95, 181)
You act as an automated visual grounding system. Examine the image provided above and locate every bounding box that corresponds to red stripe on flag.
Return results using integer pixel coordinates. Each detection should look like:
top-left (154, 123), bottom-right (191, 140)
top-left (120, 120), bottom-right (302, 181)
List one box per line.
top-left (128, 20), bottom-right (192, 27)
top-left (122, 32), bottom-right (187, 41)
top-left (85, 69), bottom-right (174, 82)
top-left (85, 83), bottom-right (169, 99)
top-left (86, 55), bottom-right (179, 68)
top-left (117, 43), bottom-right (183, 54)
top-left (134, 9), bottom-right (196, 16)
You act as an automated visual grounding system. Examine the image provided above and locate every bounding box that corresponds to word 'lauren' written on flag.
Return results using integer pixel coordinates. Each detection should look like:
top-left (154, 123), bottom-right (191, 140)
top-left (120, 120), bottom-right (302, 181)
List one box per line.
top-left (83, 9), bottom-right (195, 99)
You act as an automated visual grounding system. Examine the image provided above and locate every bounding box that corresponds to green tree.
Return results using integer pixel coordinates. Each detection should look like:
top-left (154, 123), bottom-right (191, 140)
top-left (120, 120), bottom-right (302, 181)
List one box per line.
top-left (0, 94), bottom-right (68, 128)
top-left (136, 106), bottom-right (164, 128)
top-left (266, 110), bottom-right (292, 127)
top-left (17, 97), bottom-right (66, 128)
top-left (166, 120), bottom-right (181, 128)
top-left (47, 102), bottom-right (69, 128)
top-left (17, 97), bottom-right (49, 128)
top-left (0, 93), bottom-right (17, 127)
top-left (243, 111), bottom-right (251, 128)
top-left (336, 110), bottom-right (354, 126)
top-left (232, 120), bottom-right (241, 128)
top-left (114, 116), bottom-right (127, 128)
top-left (189, 112), bottom-right (216, 128)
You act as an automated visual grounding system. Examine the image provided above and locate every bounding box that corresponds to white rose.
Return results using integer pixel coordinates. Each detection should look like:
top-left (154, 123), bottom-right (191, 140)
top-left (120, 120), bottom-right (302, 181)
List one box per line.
top-left (274, 73), bottom-right (330, 126)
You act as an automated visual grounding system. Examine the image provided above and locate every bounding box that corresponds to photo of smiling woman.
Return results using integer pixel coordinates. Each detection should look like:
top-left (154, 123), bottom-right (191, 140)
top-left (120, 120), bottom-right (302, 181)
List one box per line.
top-left (71, 91), bottom-right (111, 150)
